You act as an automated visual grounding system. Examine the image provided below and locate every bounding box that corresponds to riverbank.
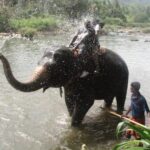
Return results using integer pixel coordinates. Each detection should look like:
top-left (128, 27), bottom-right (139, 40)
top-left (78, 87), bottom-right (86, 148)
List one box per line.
top-left (1, 8), bottom-right (150, 40)
top-left (1, 21), bottom-right (150, 41)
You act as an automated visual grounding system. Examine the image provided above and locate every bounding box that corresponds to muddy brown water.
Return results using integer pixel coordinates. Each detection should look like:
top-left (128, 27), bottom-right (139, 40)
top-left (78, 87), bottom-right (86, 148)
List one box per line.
top-left (0, 33), bottom-right (150, 150)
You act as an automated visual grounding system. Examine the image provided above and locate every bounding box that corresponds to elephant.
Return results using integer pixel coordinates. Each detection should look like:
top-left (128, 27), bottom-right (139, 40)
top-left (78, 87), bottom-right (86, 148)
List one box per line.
top-left (0, 47), bottom-right (128, 126)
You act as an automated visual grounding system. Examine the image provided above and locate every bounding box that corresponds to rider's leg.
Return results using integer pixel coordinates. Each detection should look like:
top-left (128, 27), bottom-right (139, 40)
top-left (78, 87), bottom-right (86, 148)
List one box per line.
top-left (93, 52), bottom-right (100, 73)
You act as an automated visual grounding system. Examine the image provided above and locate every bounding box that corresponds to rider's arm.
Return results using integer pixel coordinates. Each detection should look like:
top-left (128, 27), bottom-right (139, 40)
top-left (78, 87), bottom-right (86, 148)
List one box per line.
top-left (73, 32), bottom-right (87, 50)
top-left (69, 29), bottom-right (81, 47)
top-left (73, 39), bottom-right (82, 50)
top-left (69, 35), bottom-right (78, 47)
top-left (94, 24), bottom-right (100, 35)
top-left (125, 106), bottom-right (131, 116)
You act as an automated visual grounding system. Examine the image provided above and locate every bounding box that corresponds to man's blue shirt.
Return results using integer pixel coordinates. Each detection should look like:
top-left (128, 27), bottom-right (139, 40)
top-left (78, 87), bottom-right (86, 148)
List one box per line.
top-left (131, 93), bottom-right (150, 119)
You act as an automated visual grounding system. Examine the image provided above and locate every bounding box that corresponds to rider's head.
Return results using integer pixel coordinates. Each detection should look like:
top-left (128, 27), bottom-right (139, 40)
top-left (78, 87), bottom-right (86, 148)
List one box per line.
top-left (92, 19), bottom-right (105, 29)
top-left (84, 20), bottom-right (91, 29)
top-left (92, 19), bottom-right (100, 26)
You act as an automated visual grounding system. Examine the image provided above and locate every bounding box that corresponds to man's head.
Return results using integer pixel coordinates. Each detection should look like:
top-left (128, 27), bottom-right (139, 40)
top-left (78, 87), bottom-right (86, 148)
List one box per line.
top-left (92, 19), bottom-right (105, 29)
top-left (84, 20), bottom-right (92, 29)
top-left (131, 81), bottom-right (141, 93)
top-left (92, 19), bottom-right (100, 26)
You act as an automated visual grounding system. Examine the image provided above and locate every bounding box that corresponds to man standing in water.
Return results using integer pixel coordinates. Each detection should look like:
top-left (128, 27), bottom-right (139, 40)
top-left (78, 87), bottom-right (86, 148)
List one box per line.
top-left (123, 81), bottom-right (150, 139)
top-left (125, 82), bottom-right (150, 125)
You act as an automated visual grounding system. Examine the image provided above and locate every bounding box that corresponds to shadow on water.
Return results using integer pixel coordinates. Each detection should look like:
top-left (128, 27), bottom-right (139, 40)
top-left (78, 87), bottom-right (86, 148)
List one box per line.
top-left (55, 111), bottom-right (121, 150)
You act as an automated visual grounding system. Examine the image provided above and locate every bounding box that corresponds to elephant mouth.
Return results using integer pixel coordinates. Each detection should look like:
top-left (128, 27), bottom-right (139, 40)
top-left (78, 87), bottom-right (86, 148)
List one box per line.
top-left (43, 85), bottom-right (49, 92)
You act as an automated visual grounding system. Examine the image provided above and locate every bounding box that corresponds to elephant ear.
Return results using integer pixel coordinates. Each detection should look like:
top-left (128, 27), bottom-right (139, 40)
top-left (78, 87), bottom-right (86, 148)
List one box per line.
top-left (53, 47), bottom-right (74, 65)
top-left (38, 50), bottom-right (54, 65)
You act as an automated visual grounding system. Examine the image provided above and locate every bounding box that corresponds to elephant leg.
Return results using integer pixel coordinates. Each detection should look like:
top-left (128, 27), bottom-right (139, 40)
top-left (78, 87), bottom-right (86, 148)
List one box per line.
top-left (104, 96), bottom-right (114, 109)
top-left (71, 99), bottom-right (94, 126)
top-left (65, 94), bottom-right (75, 116)
top-left (116, 93), bottom-right (126, 114)
top-left (116, 84), bottom-right (127, 114)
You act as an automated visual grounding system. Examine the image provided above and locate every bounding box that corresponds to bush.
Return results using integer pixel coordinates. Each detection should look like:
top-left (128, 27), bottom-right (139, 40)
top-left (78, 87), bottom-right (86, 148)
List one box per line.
top-left (133, 13), bottom-right (149, 23)
top-left (105, 17), bottom-right (124, 26)
top-left (126, 22), bottom-right (150, 28)
top-left (10, 16), bottom-right (58, 32)
top-left (19, 27), bottom-right (37, 40)
top-left (0, 8), bottom-right (11, 32)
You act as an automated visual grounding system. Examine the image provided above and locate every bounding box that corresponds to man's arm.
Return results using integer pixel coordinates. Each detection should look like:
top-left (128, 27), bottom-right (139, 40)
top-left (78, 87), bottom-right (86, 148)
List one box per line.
top-left (94, 24), bottom-right (100, 35)
top-left (69, 29), bottom-right (82, 47)
top-left (125, 106), bottom-right (131, 116)
top-left (143, 97), bottom-right (150, 113)
top-left (73, 32), bottom-right (88, 50)
top-left (69, 34), bottom-right (78, 47)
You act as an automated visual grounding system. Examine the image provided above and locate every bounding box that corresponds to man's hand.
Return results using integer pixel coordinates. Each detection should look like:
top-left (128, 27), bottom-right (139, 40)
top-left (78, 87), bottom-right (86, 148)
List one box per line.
top-left (121, 114), bottom-right (129, 118)
top-left (72, 49), bottom-right (79, 57)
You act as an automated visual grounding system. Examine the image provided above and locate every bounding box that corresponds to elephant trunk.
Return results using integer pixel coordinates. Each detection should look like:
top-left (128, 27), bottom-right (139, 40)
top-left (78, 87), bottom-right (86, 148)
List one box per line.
top-left (0, 54), bottom-right (48, 92)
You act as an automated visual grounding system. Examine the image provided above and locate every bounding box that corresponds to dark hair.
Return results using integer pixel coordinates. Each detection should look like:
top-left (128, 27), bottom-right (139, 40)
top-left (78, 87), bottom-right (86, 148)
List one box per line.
top-left (92, 19), bottom-right (100, 25)
top-left (84, 20), bottom-right (91, 29)
top-left (131, 82), bottom-right (141, 91)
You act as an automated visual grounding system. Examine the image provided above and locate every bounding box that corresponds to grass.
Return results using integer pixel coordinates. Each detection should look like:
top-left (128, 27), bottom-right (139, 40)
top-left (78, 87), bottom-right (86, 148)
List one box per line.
top-left (19, 27), bottom-right (37, 40)
top-left (9, 16), bottom-right (59, 39)
top-left (10, 16), bottom-right (58, 32)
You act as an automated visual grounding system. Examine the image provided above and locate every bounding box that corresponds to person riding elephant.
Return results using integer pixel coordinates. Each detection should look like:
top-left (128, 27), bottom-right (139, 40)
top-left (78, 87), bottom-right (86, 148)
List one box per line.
top-left (69, 20), bottom-right (97, 55)
top-left (69, 19), bottom-right (104, 51)
top-left (69, 19), bottom-right (104, 74)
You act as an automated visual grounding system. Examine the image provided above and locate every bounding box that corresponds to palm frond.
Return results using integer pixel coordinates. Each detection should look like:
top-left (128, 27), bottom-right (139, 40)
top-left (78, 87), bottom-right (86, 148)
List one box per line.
top-left (114, 119), bottom-right (150, 150)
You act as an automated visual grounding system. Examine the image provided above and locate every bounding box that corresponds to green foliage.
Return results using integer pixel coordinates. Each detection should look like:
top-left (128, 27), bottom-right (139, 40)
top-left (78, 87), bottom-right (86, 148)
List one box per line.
top-left (10, 16), bottom-right (58, 32)
top-left (58, 0), bottom-right (89, 19)
top-left (133, 13), bottom-right (149, 23)
top-left (88, 0), bottom-right (127, 22)
top-left (105, 17), bottom-right (124, 26)
top-left (116, 121), bottom-right (126, 139)
top-left (4, 0), bottom-right (18, 6)
top-left (127, 4), bottom-right (150, 24)
top-left (1, 0), bottom-right (150, 33)
top-left (0, 8), bottom-right (11, 32)
top-left (126, 22), bottom-right (150, 28)
top-left (113, 120), bottom-right (150, 150)
top-left (113, 140), bottom-right (147, 150)
top-left (19, 27), bottom-right (37, 40)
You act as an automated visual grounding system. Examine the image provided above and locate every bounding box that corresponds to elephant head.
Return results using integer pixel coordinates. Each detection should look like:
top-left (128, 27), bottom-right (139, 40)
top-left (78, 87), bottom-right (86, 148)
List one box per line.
top-left (0, 47), bottom-right (81, 92)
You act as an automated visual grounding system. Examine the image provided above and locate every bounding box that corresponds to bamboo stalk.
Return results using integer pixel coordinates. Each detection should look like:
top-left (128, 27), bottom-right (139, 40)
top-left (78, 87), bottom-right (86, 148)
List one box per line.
top-left (109, 111), bottom-right (146, 128)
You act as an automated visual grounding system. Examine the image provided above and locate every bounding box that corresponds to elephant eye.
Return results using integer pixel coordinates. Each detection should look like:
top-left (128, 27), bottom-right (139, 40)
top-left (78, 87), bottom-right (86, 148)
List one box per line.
top-left (53, 53), bottom-right (61, 62)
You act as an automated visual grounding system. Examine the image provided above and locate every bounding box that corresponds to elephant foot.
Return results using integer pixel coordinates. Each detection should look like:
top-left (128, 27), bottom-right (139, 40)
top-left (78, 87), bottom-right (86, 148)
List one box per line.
top-left (100, 106), bottom-right (114, 112)
top-left (116, 106), bottom-right (124, 115)
top-left (100, 102), bottom-right (113, 111)
top-left (71, 120), bottom-right (82, 127)
top-left (116, 109), bottom-right (123, 115)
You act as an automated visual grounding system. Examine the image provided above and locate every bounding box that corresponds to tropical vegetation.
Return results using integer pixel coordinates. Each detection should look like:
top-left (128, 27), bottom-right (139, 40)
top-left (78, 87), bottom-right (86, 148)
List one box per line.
top-left (113, 119), bottom-right (150, 150)
top-left (0, 0), bottom-right (150, 34)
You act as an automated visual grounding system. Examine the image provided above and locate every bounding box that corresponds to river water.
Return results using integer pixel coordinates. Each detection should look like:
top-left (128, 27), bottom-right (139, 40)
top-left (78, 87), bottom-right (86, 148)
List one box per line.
top-left (0, 32), bottom-right (150, 150)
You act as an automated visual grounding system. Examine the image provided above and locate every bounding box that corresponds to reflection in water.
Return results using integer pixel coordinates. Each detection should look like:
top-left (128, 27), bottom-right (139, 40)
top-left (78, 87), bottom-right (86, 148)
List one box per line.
top-left (0, 33), bottom-right (150, 150)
